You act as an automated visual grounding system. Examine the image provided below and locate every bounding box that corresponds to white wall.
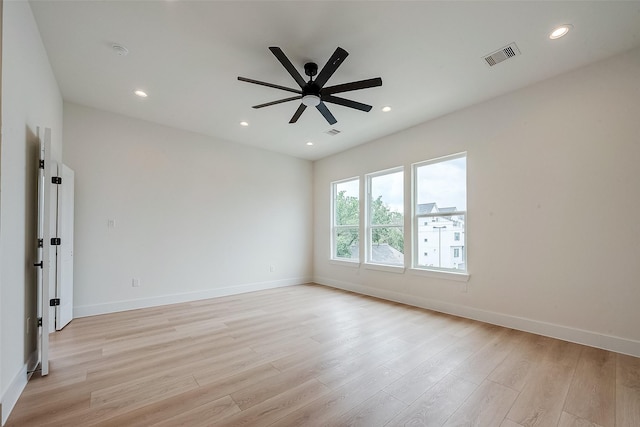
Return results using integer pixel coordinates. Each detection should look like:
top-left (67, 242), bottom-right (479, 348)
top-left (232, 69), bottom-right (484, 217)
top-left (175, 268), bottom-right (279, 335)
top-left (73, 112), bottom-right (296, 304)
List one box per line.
top-left (0, 1), bottom-right (63, 423)
top-left (314, 47), bottom-right (640, 357)
top-left (63, 103), bottom-right (313, 316)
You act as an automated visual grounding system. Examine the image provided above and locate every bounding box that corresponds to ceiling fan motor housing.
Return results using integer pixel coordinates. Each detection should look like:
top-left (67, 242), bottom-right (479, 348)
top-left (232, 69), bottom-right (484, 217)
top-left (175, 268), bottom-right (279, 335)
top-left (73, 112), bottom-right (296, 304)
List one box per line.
top-left (304, 62), bottom-right (318, 77)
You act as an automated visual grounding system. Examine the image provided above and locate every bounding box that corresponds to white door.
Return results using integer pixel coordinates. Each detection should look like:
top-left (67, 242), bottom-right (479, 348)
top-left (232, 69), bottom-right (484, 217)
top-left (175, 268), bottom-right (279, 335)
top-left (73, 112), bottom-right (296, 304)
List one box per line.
top-left (37, 127), bottom-right (54, 376)
top-left (55, 164), bottom-right (74, 330)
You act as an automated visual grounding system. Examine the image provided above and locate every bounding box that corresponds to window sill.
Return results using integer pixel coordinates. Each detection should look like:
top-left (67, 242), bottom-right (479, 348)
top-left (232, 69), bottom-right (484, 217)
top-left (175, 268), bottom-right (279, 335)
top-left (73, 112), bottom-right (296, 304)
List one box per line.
top-left (329, 259), bottom-right (360, 268)
top-left (364, 263), bottom-right (405, 274)
top-left (409, 268), bottom-right (470, 282)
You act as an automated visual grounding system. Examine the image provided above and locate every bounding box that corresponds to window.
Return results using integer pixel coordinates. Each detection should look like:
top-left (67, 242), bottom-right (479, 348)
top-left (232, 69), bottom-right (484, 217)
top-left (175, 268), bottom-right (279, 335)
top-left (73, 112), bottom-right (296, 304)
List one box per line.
top-left (414, 153), bottom-right (467, 272)
top-left (367, 168), bottom-right (404, 266)
top-left (332, 178), bottom-right (360, 261)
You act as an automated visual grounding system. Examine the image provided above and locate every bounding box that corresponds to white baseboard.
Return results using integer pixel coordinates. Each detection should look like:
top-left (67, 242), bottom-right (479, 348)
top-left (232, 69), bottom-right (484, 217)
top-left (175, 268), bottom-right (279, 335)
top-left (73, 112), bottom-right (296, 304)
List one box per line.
top-left (314, 276), bottom-right (640, 358)
top-left (1, 350), bottom-right (37, 426)
top-left (74, 277), bottom-right (312, 318)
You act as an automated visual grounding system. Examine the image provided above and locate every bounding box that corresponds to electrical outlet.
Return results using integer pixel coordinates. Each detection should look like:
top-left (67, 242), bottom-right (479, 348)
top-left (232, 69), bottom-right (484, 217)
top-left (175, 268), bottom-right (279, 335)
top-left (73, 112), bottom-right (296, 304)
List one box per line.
top-left (269, 265), bottom-right (275, 272)
top-left (107, 219), bottom-right (116, 228)
top-left (132, 278), bottom-right (140, 287)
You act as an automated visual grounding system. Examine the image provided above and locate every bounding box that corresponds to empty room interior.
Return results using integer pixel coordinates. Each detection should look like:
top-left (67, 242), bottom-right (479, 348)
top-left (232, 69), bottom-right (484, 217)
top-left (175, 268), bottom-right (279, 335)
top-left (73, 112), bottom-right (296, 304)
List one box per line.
top-left (2, 1), bottom-right (640, 426)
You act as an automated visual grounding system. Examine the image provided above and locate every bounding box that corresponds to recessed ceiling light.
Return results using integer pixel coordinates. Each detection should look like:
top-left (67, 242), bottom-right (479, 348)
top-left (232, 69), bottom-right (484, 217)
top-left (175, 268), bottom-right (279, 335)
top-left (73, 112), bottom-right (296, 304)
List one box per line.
top-left (381, 106), bottom-right (392, 112)
top-left (134, 90), bottom-right (148, 98)
top-left (240, 121), bottom-right (249, 127)
top-left (306, 141), bottom-right (314, 146)
top-left (549, 24), bottom-right (572, 40)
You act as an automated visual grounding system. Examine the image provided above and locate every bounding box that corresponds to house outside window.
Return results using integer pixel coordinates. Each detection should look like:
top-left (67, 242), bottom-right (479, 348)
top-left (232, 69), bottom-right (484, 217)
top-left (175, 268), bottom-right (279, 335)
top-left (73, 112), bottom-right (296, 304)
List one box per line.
top-left (413, 153), bottom-right (467, 272)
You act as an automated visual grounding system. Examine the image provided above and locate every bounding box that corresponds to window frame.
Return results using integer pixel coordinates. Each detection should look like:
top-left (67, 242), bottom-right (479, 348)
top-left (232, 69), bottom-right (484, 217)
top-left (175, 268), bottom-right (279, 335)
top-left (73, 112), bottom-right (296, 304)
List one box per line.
top-left (412, 152), bottom-right (467, 274)
top-left (365, 166), bottom-right (405, 268)
top-left (331, 177), bottom-right (361, 263)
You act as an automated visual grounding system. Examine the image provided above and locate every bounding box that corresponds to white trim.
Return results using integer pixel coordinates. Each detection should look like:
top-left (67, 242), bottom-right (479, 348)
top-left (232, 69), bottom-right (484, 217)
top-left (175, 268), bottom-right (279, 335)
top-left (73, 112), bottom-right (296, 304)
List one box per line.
top-left (363, 263), bottom-right (405, 274)
top-left (331, 177), bottom-right (361, 261)
top-left (1, 350), bottom-right (37, 426)
top-left (365, 166), bottom-right (405, 265)
top-left (314, 276), bottom-right (640, 358)
top-left (25, 350), bottom-right (39, 381)
top-left (412, 152), bottom-right (467, 274)
top-left (74, 277), bottom-right (311, 318)
top-left (412, 151), bottom-right (467, 169)
top-left (409, 268), bottom-right (470, 282)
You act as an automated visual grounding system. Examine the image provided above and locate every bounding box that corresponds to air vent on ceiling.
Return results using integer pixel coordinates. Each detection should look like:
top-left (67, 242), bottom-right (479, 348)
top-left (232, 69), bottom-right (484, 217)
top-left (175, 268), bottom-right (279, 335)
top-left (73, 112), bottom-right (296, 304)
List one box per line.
top-left (326, 129), bottom-right (341, 136)
top-left (483, 43), bottom-right (521, 67)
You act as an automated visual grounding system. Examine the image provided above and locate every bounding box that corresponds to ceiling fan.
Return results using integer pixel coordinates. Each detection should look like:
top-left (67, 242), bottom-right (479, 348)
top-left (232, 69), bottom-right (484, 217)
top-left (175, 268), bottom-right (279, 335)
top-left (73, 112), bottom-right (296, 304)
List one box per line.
top-left (238, 47), bottom-right (382, 125)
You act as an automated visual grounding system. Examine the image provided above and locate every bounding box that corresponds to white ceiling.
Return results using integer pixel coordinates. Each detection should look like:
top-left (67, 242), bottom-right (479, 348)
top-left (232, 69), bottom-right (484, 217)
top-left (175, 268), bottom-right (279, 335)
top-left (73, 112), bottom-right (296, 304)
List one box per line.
top-left (30, 1), bottom-right (640, 161)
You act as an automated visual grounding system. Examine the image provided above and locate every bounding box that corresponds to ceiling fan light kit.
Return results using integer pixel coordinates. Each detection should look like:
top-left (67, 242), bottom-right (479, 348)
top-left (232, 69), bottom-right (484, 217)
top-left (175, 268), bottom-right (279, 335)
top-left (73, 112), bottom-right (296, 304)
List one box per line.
top-left (238, 46), bottom-right (382, 125)
top-left (302, 94), bottom-right (321, 107)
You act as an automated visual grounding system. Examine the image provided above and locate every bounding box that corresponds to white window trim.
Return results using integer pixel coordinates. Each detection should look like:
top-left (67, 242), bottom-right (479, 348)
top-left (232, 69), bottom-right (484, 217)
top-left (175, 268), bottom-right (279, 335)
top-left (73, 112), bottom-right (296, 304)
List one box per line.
top-left (331, 177), bottom-right (361, 262)
top-left (412, 152), bottom-right (468, 275)
top-left (365, 166), bottom-right (405, 267)
top-left (409, 267), bottom-right (470, 282)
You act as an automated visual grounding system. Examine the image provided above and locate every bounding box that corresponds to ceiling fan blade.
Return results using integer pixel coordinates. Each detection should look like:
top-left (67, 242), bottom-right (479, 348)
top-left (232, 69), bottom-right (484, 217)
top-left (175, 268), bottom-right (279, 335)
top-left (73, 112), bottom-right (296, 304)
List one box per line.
top-left (316, 102), bottom-right (337, 125)
top-left (314, 47), bottom-right (349, 89)
top-left (238, 77), bottom-right (302, 95)
top-left (269, 47), bottom-right (307, 88)
top-left (323, 95), bottom-right (372, 112)
top-left (252, 96), bottom-right (300, 109)
top-left (289, 104), bottom-right (307, 123)
top-left (322, 77), bottom-right (383, 95)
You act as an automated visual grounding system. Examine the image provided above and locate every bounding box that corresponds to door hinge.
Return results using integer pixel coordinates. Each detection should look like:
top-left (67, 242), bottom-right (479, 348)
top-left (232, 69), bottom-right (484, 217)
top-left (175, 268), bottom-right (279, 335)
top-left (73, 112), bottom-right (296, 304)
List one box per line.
top-left (38, 238), bottom-right (44, 248)
top-left (52, 176), bottom-right (62, 184)
top-left (39, 160), bottom-right (45, 169)
top-left (49, 298), bottom-right (60, 307)
top-left (37, 317), bottom-right (43, 327)
top-left (51, 237), bottom-right (61, 246)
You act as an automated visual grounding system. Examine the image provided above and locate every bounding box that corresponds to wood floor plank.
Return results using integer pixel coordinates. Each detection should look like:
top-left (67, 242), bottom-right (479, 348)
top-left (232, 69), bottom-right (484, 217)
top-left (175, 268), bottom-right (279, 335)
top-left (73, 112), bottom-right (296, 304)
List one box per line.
top-left (506, 339), bottom-right (581, 427)
top-left (150, 395), bottom-right (240, 427)
top-left (382, 331), bottom-right (457, 375)
top-left (488, 333), bottom-right (553, 391)
top-left (449, 328), bottom-right (522, 385)
top-left (557, 411), bottom-right (605, 427)
top-left (89, 372), bottom-right (199, 409)
top-left (92, 367), bottom-right (270, 427)
top-left (563, 346), bottom-right (616, 427)
top-left (217, 379), bottom-right (330, 427)
top-left (326, 390), bottom-right (406, 427)
top-left (5, 284), bottom-right (639, 427)
top-left (501, 419), bottom-right (525, 427)
top-left (616, 353), bottom-right (640, 427)
top-left (442, 379), bottom-right (519, 427)
top-left (230, 366), bottom-right (317, 411)
top-left (384, 338), bottom-right (472, 405)
top-left (274, 365), bottom-right (400, 426)
top-left (387, 373), bottom-right (478, 426)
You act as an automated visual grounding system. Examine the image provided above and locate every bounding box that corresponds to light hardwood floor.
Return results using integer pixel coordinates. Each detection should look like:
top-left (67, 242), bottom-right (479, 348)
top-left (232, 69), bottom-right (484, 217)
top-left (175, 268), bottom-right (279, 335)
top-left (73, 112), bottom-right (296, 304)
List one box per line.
top-left (7, 284), bottom-right (640, 426)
